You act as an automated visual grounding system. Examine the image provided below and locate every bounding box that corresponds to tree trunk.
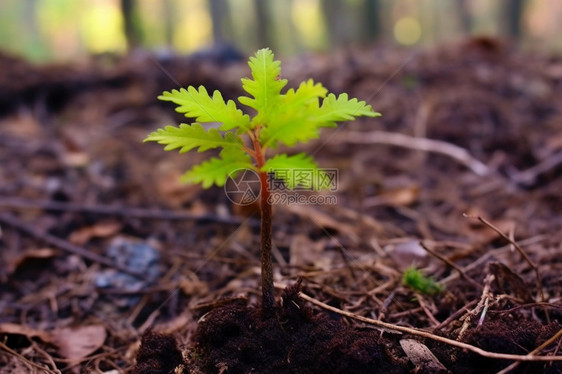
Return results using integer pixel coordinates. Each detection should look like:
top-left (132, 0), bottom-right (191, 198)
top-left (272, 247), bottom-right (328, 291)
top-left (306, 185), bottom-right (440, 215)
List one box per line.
top-left (506, 0), bottom-right (525, 39)
top-left (320, 0), bottom-right (348, 49)
top-left (163, 0), bottom-right (174, 47)
top-left (120, 0), bottom-right (141, 50)
top-left (253, 0), bottom-right (274, 49)
top-left (456, 0), bottom-right (472, 35)
top-left (362, 0), bottom-right (381, 42)
top-left (209, 0), bottom-right (233, 44)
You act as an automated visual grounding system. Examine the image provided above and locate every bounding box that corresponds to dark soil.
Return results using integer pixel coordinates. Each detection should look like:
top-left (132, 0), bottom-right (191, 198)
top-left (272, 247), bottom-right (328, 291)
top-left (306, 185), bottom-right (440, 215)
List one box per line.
top-left (134, 330), bottom-right (185, 374)
top-left (1, 39), bottom-right (562, 373)
top-left (432, 319), bottom-right (562, 374)
top-left (463, 320), bottom-right (562, 373)
top-left (135, 283), bottom-right (561, 373)
top-left (185, 281), bottom-right (406, 374)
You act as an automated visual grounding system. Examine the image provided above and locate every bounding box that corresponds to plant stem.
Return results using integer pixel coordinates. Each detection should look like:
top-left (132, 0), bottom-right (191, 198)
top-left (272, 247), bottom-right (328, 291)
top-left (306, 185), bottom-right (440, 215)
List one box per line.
top-left (259, 170), bottom-right (274, 315)
top-left (251, 129), bottom-right (275, 316)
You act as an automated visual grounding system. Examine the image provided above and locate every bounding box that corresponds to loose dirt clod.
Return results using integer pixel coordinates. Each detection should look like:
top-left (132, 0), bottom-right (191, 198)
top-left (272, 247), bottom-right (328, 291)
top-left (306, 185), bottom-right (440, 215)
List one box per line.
top-left (190, 282), bottom-right (407, 374)
top-left (133, 330), bottom-right (186, 374)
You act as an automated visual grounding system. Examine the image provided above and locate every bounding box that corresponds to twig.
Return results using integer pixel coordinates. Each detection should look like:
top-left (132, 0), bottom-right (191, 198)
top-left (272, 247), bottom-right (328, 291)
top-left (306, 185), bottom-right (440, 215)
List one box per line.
top-left (0, 341), bottom-right (57, 373)
top-left (0, 197), bottom-right (254, 226)
top-left (464, 214), bottom-right (549, 320)
top-left (0, 212), bottom-right (142, 278)
top-left (377, 289), bottom-right (396, 321)
top-left (490, 302), bottom-right (562, 314)
top-left (434, 299), bottom-right (478, 331)
top-left (416, 293), bottom-right (440, 327)
top-left (299, 292), bottom-right (562, 362)
top-left (477, 294), bottom-right (490, 327)
top-left (510, 150), bottom-right (562, 186)
top-left (439, 235), bottom-right (547, 286)
top-left (496, 328), bottom-right (562, 374)
top-left (344, 131), bottom-right (491, 176)
top-left (30, 341), bottom-right (62, 374)
top-left (458, 274), bottom-right (493, 340)
top-left (419, 241), bottom-right (482, 290)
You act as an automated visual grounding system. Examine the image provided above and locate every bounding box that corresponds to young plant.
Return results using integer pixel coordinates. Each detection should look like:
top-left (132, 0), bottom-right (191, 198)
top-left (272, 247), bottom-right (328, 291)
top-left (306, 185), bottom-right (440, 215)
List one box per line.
top-left (402, 266), bottom-right (444, 295)
top-left (145, 48), bottom-right (379, 315)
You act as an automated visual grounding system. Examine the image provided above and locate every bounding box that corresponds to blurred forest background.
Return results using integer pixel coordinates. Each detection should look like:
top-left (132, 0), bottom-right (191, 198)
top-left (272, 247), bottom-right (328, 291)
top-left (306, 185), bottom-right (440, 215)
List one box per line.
top-left (0, 0), bottom-right (561, 63)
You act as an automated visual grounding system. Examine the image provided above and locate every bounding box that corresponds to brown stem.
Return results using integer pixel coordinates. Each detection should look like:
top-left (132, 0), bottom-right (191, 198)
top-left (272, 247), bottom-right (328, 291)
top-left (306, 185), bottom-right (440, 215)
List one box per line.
top-left (259, 170), bottom-right (274, 315)
top-left (251, 128), bottom-right (275, 316)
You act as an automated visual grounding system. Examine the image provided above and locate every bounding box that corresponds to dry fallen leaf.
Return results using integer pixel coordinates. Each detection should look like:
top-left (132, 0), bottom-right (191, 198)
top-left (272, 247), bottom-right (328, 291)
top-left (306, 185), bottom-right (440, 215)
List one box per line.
top-left (0, 113), bottom-right (43, 138)
top-left (385, 239), bottom-right (428, 270)
top-left (0, 323), bottom-right (52, 342)
top-left (49, 325), bottom-right (107, 361)
top-left (364, 185), bottom-right (420, 207)
top-left (5, 248), bottom-right (58, 276)
top-left (283, 204), bottom-right (360, 243)
top-left (155, 167), bottom-right (200, 207)
top-left (0, 323), bottom-right (106, 361)
top-left (59, 125), bottom-right (92, 167)
top-left (289, 234), bottom-right (330, 270)
top-left (400, 338), bottom-right (448, 373)
top-left (179, 277), bottom-right (209, 296)
top-left (68, 220), bottom-right (122, 245)
top-left (489, 262), bottom-right (533, 303)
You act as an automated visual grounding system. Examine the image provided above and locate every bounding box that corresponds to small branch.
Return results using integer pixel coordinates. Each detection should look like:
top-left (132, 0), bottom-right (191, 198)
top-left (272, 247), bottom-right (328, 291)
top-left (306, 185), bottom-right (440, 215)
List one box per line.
top-left (496, 328), bottom-right (562, 374)
top-left (419, 241), bottom-right (482, 290)
top-left (510, 150), bottom-right (562, 186)
top-left (458, 274), bottom-right (493, 341)
top-left (0, 212), bottom-right (143, 278)
top-left (0, 198), bottom-right (254, 226)
top-left (415, 293), bottom-right (440, 327)
top-left (0, 341), bottom-right (58, 374)
top-left (344, 131), bottom-right (491, 176)
top-left (464, 214), bottom-right (548, 319)
top-left (491, 302), bottom-right (562, 314)
top-left (474, 216), bottom-right (537, 270)
top-left (299, 292), bottom-right (562, 362)
top-left (434, 299), bottom-right (478, 331)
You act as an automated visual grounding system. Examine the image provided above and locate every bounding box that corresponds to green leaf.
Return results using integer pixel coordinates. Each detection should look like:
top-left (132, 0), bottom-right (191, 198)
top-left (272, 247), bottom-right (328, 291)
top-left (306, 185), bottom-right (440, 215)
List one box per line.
top-left (147, 48), bottom-right (382, 193)
top-left (262, 153), bottom-right (330, 190)
top-left (259, 80), bottom-right (326, 147)
top-left (144, 123), bottom-right (242, 153)
top-left (182, 147), bottom-right (254, 188)
top-left (284, 79), bottom-right (327, 106)
top-left (313, 93), bottom-right (380, 124)
top-left (238, 48), bottom-right (287, 125)
top-left (261, 89), bottom-right (379, 148)
top-left (159, 86), bottom-right (250, 132)
top-left (260, 112), bottom-right (323, 148)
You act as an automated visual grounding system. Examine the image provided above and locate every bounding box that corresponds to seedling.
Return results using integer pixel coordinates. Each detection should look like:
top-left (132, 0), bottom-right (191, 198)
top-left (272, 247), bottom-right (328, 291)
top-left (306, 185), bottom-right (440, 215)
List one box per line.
top-left (402, 266), bottom-right (444, 295)
top-left (145, 48), bottom-right (379, 315)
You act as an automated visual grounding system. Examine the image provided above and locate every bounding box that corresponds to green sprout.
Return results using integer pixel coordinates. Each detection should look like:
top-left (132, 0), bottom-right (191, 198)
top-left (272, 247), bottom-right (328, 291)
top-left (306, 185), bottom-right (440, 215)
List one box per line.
top-left (402, 266), bottom-right (444, 295)
top-left (145, 48), bottom-right (379, 315)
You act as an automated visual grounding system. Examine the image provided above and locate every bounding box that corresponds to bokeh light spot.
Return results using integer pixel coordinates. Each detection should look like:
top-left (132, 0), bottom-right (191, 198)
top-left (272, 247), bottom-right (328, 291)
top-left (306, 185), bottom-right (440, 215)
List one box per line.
top-left (394, 16), bottom-right (421, 46)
